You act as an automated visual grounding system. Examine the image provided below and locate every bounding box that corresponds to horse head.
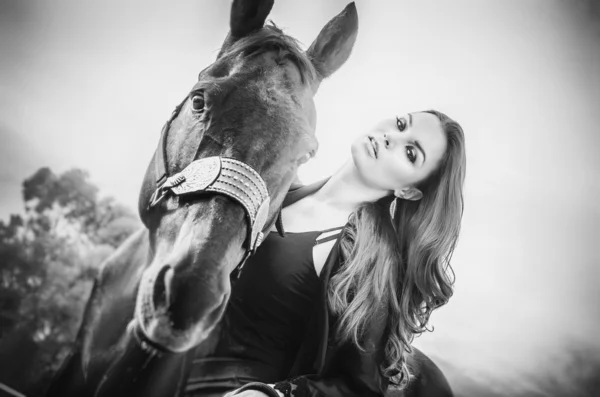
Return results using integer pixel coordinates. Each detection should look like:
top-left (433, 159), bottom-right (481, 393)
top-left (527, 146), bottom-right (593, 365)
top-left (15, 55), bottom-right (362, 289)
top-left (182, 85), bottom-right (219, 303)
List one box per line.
top-left (134, 0), bottom-right (358, 353)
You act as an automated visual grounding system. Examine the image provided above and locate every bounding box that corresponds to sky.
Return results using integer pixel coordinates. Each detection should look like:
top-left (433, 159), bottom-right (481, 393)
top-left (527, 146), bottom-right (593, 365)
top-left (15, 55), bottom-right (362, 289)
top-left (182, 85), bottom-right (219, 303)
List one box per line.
top-left (1, 0), bottom-right (599, 395)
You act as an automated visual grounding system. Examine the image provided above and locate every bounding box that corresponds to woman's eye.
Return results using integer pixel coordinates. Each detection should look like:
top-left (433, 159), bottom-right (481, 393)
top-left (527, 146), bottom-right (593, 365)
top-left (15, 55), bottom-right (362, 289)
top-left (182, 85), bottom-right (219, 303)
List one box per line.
top-left (396, 116), bottom-right (407, 132)
top-left (191, 94), bottom-right (205, 111)
top-left (406, 146), bottom-right (417, 163)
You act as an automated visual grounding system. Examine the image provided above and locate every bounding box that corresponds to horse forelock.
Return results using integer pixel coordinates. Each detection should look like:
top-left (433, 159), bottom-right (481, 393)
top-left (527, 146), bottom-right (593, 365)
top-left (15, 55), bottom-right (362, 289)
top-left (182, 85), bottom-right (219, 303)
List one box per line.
top-left (218, 22), bottom-right (317, 85)
top-left (196, 27), bottom-right (317, 169)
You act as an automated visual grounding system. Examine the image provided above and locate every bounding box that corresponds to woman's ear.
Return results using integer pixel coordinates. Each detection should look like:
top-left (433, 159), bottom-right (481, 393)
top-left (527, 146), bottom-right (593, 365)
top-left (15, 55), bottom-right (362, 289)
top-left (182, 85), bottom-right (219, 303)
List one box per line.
top-left (394, 187), bottom-right (423, 201)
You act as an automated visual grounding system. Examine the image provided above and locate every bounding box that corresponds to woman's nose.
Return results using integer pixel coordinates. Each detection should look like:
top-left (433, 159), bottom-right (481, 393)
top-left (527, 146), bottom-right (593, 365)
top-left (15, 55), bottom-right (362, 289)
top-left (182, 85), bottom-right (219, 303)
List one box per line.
top-left (383, 132), bottom-right (400, 148)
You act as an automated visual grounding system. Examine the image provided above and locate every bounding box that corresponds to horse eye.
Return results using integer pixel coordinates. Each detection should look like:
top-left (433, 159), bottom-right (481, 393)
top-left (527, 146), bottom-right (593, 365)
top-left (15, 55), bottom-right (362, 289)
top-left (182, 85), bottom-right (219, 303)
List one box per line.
top-left (191, 94), bottom-right (205, 111)
top-left (298, 152), bottom-right (312, 165)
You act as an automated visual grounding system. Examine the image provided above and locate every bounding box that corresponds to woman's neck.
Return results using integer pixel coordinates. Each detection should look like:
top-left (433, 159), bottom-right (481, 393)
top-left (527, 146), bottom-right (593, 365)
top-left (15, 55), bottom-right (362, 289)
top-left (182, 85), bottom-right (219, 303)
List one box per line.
top-left (311, 159), bottom-right (389, 212)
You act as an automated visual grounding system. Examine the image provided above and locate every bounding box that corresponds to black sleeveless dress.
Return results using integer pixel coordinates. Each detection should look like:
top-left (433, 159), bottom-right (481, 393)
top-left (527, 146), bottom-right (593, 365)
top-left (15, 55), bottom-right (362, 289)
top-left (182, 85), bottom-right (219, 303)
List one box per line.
top-left (184, 227), bottom-right (343, 397)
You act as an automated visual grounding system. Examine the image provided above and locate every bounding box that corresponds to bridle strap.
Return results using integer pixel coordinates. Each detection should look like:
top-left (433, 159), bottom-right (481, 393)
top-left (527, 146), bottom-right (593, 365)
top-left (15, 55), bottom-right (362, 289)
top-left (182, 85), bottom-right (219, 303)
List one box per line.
top-left (154, 97), bottom-right (188, 186)
top-left (154, 121), bottom-right (168, 187)
top-left (148, 97), bottom-right (283, 278)
top-left (230, 203), bottom-right (282, 280)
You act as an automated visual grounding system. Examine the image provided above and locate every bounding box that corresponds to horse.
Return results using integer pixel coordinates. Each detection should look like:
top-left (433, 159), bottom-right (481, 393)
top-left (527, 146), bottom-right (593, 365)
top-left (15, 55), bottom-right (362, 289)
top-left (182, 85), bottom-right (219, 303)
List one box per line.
top-left (46, 1), bottom-right (358, 396)
top-left (46, 1), bottom-right (453, 396)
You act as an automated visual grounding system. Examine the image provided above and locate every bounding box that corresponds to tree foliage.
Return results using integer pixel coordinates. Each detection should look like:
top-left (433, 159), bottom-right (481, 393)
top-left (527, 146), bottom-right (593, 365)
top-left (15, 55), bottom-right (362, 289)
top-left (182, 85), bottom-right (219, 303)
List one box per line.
top-left (0, 167), bottom-right (141, 396)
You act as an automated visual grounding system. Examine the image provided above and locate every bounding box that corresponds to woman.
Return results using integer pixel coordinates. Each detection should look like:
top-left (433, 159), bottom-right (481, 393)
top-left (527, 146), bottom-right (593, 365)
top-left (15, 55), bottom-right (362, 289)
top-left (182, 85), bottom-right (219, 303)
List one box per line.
top-left (184, 109), bottom-right (466, 397)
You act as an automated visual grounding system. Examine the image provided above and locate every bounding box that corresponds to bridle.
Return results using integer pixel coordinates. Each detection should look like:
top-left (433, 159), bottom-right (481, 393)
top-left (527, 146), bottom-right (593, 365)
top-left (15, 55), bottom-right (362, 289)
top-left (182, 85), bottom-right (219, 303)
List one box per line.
top-left (146, 97), bottom-right (278, 277)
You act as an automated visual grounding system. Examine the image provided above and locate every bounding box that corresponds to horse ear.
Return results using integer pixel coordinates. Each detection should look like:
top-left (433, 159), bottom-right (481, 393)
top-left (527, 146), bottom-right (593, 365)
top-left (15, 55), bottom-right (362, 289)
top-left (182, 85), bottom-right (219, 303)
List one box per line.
top-left (218, 0), bottom-right (275, 57)
top-left (307, 2), bottom-right (358, 81)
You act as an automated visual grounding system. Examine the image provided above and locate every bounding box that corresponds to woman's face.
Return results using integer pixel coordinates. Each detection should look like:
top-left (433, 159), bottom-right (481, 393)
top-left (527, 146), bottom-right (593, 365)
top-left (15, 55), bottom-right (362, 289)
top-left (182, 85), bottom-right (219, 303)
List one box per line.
top-left (350, 112), bottom-right (448, 192)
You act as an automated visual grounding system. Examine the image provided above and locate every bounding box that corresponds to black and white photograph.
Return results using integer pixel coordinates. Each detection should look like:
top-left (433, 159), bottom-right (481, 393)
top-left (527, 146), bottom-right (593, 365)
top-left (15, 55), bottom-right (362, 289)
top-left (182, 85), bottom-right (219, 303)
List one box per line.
top-left (0, 1), bottom-right (599, 396)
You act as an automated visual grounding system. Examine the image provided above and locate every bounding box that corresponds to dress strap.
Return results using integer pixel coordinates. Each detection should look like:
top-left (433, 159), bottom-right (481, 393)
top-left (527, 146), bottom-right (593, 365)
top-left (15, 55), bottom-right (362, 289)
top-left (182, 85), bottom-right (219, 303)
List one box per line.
top-left (314, 226), bottom-right (345, 246)
top-left (319, 225), bottom-right (345, 233)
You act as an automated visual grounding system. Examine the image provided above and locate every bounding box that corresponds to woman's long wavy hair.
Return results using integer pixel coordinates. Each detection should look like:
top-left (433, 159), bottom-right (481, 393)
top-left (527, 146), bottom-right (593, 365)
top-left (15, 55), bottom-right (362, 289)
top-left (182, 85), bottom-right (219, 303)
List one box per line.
top-left (327, 110), bottom-right (466, 388)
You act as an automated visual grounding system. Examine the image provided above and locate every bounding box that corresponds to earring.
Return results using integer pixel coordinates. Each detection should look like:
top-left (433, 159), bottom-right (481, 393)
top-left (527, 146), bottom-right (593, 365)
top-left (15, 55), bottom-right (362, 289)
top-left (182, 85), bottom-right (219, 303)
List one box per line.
top-left (389, 196), bottom-right (398, 220)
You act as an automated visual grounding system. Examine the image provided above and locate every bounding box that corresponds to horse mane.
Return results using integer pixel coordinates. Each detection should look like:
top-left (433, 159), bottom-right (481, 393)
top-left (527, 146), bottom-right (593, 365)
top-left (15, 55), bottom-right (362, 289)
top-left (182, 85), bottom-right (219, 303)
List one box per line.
top-left (219, 22), bottom-right (318, 85)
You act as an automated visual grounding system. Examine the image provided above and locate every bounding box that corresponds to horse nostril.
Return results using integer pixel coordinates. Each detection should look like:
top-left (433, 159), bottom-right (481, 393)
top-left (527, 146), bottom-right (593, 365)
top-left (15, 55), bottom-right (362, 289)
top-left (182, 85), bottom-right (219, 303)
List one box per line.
top-left (152, 265), bottom-right (174, 310)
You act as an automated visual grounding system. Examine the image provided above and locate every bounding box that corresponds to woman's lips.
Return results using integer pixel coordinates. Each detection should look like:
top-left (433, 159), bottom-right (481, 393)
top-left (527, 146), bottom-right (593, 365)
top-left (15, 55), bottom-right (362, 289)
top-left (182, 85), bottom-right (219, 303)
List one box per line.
top-left (367, 136), bottom-right (378, 158)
